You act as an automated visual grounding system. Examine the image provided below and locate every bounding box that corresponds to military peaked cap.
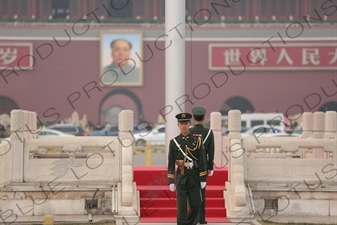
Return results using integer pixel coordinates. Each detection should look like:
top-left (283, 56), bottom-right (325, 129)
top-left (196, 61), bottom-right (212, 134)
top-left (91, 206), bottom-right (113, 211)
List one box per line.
top-left (175, 113), bottom-right (192, 122)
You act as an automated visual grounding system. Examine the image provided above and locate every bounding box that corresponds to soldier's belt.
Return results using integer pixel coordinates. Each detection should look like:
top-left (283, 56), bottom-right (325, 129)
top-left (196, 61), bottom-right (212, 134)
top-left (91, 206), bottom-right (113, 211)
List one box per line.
top-left (175, 160), bottom-right (185, 175)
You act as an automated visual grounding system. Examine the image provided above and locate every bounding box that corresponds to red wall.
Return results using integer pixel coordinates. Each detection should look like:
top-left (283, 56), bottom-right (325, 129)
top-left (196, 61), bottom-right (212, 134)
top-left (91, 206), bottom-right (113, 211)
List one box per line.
top-left (1, 37), bottom-right (336, 126)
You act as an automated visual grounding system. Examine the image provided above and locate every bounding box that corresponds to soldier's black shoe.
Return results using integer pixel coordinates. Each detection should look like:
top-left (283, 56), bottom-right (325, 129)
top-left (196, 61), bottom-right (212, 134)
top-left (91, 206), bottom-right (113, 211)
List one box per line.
top-left (192, 221), bottom-right (199, 225)
top-left (200, 221), bottom-right (207, 224)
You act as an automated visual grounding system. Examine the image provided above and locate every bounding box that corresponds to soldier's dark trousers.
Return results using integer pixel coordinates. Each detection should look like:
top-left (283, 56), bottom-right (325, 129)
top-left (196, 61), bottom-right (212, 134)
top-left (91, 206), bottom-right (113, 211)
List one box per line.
top-left (176, 176), bottom-right (201, 225)
top-left (196, 187), bottom-right (206, 223)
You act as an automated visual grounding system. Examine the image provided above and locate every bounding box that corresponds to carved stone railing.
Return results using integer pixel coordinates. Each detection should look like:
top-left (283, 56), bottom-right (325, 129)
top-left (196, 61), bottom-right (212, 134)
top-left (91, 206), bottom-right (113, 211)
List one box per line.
top-left (244, 138), bottom-right (336, 186)
top-left (224, 110), bottom-right (337, 218)
top-left (0, 109), bottom-right (138, 219)
top-left (224, 110), bottom-right (252, 219)
top-left (24, 137), bottom-right (120, 182)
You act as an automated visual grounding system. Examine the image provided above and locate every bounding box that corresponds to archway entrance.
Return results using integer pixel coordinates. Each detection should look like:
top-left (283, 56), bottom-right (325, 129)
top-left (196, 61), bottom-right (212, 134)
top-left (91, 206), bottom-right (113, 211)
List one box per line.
top-left (98, 89), bottom-right (144, 126)
top-left (319, 101), bottom-right (337, 112)
top-left (220, 96), bottom-right (255, 115)
top-left (0, 96), bottom-right (20, 115)
top-left (105, 105), bottom-right (124, 124)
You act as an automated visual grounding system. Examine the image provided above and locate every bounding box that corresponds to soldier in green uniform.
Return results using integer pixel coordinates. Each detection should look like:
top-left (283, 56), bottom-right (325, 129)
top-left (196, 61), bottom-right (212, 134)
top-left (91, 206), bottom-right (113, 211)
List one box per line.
top-left (190, 107), bottom-right (215, 225)
top-left (168, 112), bottom-right (208, 225)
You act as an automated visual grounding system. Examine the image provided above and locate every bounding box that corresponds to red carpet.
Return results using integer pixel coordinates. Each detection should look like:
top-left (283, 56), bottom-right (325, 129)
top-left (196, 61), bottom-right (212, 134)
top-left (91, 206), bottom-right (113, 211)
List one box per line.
top-left (134, 167), bottom-right (230, 223)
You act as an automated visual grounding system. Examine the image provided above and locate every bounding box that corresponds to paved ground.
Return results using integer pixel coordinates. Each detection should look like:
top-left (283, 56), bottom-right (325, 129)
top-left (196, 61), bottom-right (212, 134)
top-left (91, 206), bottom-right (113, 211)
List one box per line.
top-left (2, 214), bottom-right (336, 225)
top-left (253, 215), bottom-right (337, 224)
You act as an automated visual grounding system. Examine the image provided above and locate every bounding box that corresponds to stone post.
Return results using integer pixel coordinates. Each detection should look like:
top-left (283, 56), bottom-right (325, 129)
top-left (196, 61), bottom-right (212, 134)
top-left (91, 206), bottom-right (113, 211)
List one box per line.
top-left (224, 110), bottom-right (251, 219)
top-left (302, 112), bottom-right (313, 139)
top-left (324, 111), bottom-right (336, 164)
top-left (118, 110), bottom-right (134, 206)
top-left (228, 110), bottom-right (246, 206)
top-left (301, 112), bottom-right (313, 158)
top-left (10, 110), bottom-right (25, 182)
top-left (210, 112), bottom-right (222, 169)
top-left (28, 111), bottom-right (37, 139)
top-left (313, 112), bottom-right (325, 158)
top-left (324, 111), bottom-right (336, 139)
top-left (227, 110), bottom-right (242, 183)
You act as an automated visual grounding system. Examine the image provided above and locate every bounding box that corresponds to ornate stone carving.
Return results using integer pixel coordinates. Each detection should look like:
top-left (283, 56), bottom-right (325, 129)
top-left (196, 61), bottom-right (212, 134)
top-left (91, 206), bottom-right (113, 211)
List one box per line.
top-left (28, 145), bottom-right (39, 158)
top-left (62, 144), bottom-right (82, 155)
top-left (11, 110), bottom-right (24, 131)
top-left (23, 110), bottom-right (30, 132)
top-left (26, 111), bottom-right (37, 137)
top-left (71, 111), bottom-right (80, 124)
top-left (324, 111), bottom-right (336, 139)
top-left (210, 112), bottom-right (222, 131)
top-left (118, 110), bottom-right (134, 132)
top-left (323, 144), bottom-right (335, 154)
top-left (244, 144), bottom-right (257, 152)
top-left (280, 144), bottom-right (299, 158)
top-left (313, 112), bottom-right (325, 132)
top-left (228, 110), bottom-right (241, 132)
top-left (302, 112), bottom-right (313, 138)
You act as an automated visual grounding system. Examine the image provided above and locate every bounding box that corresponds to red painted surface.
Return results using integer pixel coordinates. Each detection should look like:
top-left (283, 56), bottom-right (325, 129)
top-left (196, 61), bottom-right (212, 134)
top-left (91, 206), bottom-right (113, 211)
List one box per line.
top-left (0, 43), bottom-right (33, 69)
top-left (210, 43), bottom-right (337, 70)
top-left (134, 166), bottom-right (230, 223)
top-left (1, 38), bottom-right (336, 125)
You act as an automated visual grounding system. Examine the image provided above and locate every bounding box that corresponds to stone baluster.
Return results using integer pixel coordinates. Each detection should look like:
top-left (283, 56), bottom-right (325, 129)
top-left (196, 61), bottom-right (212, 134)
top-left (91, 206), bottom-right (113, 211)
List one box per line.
top-left (324, 111), bottom-right (336, 161)
top-left (227, 110), bottom-right (246, 206)
top-left (0, 141), bottom-right (11, 186)
top-left (324, 111), bottom-right (336, 139)
top-left (10, 110), bottom-right (25, 182)
top-left (23, 110), bottom-right (36, 140)
top-left (23, 111), bottom-right (38, 182)
top-left (227, 110), bottom-right (242, 182)
top-left (28, 111), bottom-right (37, 139)
top-left (24, 144), bottom-right (39, 182)
top-left (302, 112), bottom-right (313, 139)
top-left (313, 112), bottom-right (325, 158)
top-left (118, 110), bottom-right (134, 206)
top-left (228, 110), bottom-right (242, 139)
top-left (301, 112), bottom-right (313, 158)
top-left (210, 112), bottom-right (223, 168)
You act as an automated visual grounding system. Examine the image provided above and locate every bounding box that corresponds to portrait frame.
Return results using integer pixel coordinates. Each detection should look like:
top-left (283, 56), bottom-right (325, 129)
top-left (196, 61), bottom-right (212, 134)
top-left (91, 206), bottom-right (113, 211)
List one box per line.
top-left (99, 30), bottom-right (143, 87)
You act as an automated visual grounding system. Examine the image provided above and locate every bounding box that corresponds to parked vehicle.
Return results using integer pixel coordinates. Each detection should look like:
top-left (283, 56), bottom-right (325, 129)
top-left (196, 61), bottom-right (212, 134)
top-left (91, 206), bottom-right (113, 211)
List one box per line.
top-left (89, 124), bottom-right (119, 136)
top-left (133, 124), bottom-right (165, 146)
top-left (221, 113), bottom-right (285, 131)
top-left (88, 123), bottom-right (151, 136)
top-left (37, 128), bottom-right (75, 137)
top-left (241, 125), bottom-right (285, 137)
top-left (264, 132), bottom-right (301, 137)
top-left (48, 124), bottom-right (88, 136)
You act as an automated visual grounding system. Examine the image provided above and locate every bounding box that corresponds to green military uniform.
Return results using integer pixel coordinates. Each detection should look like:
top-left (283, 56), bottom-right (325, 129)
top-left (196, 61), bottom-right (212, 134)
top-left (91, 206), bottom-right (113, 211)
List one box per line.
top-left (168, 113), bottom-right (207, 225)
top-left (190, 107), bottom-right (215, 225)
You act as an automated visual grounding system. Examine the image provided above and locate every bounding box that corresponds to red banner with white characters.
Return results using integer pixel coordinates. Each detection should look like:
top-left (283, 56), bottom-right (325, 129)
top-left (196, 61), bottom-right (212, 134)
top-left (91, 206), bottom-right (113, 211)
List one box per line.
top-left (0, 43), bottom-right (33, 70)
top-left (209, 42), bottom-right (337, 71)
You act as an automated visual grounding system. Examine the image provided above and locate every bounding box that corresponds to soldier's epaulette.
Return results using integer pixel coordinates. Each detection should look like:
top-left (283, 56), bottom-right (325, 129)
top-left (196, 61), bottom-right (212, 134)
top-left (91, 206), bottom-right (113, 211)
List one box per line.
top-left (192, 134), bottom-right (202, 137)
top-left (171, 135), bottom-right (179, 140)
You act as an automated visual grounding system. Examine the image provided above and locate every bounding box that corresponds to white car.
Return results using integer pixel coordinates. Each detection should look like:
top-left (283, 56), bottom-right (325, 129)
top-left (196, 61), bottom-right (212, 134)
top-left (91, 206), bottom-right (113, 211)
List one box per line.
top-left (37, 128), bottom-right (75, 137)
top-left (264, 132), bottom-right (302, 137)
top-left (133, 124), bottom-right (165, 146)
top-left (241, 125), bottom-right (285, 137)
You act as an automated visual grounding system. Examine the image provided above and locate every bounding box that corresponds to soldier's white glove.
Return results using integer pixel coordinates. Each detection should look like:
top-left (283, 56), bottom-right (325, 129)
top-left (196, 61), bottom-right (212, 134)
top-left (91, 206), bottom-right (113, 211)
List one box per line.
top-left (169, 184), bottom-right (175, 192)
top-left (200, 182), bottom-right (206, 189)
top-left (208, 170), bottom-right (214, 176)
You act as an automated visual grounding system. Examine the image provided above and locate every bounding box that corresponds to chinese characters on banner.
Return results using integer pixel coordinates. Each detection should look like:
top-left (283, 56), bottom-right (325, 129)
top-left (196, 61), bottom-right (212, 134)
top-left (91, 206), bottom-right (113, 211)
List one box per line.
top-left (0, 43), bottom-right (33, 70)
top-left (209, 43), bottom-right (337, 71)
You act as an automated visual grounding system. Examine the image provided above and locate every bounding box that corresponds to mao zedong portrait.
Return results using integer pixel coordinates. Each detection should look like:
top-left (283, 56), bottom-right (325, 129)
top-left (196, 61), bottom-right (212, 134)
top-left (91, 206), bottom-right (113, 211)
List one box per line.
top-left (101, 39), bottom-right (140, 85)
